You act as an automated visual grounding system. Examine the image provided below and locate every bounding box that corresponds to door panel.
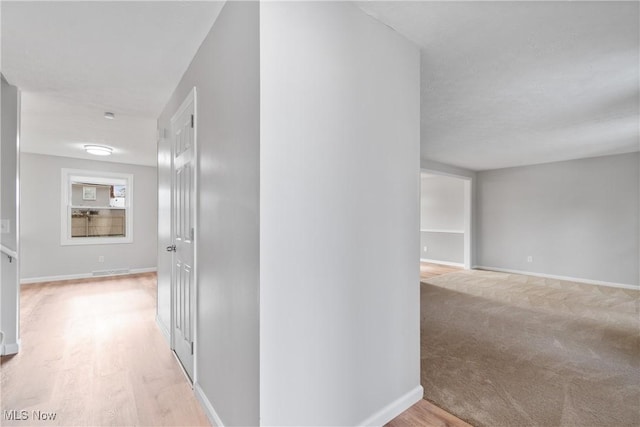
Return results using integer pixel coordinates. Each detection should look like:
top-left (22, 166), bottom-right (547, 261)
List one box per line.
top-left (170, 91), bottom-right (196, 380)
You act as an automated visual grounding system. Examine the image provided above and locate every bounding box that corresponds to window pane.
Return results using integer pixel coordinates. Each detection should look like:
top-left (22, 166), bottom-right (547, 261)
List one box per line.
top-left (70, 208), bottom-right (126, 237)
top-left (62, 170), bottom-right (132, 245)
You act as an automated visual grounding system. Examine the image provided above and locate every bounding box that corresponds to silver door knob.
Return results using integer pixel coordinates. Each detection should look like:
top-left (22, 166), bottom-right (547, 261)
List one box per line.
top-left (166, 244), bottom-right (176, 252)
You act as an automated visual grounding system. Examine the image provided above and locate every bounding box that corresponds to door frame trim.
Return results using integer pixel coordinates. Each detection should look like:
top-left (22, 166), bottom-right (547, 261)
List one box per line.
top-left (169, 86), bottom-right (198, 383)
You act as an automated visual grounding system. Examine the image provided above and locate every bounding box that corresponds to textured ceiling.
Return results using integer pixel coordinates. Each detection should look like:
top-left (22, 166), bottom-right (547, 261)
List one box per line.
top-left (20, 93), bottom-right (158, 166)
top-left (3, 2), bottom-right (638, 170)
top-left (357, 1), bottom-right (640, 171)
top-left (1, 1), bottom-right (224, 166)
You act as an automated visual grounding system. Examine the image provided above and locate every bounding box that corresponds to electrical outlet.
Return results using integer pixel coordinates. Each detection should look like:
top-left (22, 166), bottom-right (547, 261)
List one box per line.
top-left (0, 220), bottom-right (9, 234)
top-left (98, 256), bottom-right (104, 263)
top-left (527, 256), bottom-right (533, 263)
top-left (423, 246), bottom-right (428, 252)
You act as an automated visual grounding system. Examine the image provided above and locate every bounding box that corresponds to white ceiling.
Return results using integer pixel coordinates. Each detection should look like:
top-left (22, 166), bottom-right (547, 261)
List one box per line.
top-left (358, 1), bottom-right (640, 171)
top-left (3, 2), bottom-right (638, 170)
top-left (19, 93), bottom-right (158, 165)
top-left (1, 1), bottom-right (224, 166)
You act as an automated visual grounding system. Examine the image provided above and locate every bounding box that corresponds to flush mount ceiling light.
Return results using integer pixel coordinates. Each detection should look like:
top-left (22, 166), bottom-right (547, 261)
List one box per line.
top-left (104, 112), bottom-right (115, 119)
top-left (84, 145), bottom-right (113, 156)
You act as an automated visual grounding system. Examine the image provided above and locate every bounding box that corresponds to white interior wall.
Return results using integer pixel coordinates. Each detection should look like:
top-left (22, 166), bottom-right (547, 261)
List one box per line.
top-left (157, 2), bottom-right (260, 426)
top-left (20, 153), bottom-right (157, 281)
top-left (420, 173), bottom-right (464, 230)
top-left (260, 2), bottom-right (421, 425)
top-left (420, 174), bottom-right (465, 231)
top-left (420, 232), bottom-right (464, 265)
top-left (477, 152), bottom-right (640, 287)
top-left (1, 75), bottom-right (20, 354)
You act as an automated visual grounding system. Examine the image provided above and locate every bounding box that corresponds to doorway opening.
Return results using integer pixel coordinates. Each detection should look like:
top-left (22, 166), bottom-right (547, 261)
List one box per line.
top-left (419, 170), bottom-right (472, 271)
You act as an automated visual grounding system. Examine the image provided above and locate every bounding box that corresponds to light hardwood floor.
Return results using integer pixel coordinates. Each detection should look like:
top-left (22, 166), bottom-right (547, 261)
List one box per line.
top-left (2, 268), bottom-right (467, 427)
top-left (420, 262), bottom-right (462, 282)
top-left (0, 273), bottom-right (209, 426)
top-left (384, 262), bottom-right (470, 427)
top-left (387, 399), bottom-right (472, 427)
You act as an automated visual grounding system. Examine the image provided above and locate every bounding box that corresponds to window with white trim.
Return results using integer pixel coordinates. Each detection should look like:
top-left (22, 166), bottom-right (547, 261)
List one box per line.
top-left (61, 169), bottom-right (133, 245)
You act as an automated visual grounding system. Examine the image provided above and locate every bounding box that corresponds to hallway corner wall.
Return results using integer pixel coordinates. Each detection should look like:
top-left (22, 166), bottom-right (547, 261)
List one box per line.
top-left (259, 2), bottom-right (422, 425)
top-left (1, 75), bottom-right (20, 355)
top-left (157, 2), bottom-right (260, 426)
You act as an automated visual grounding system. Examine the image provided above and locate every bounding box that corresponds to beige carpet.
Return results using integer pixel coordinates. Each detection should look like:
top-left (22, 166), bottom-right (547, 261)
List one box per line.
top-left (421, 270), bottom-right (640, 427)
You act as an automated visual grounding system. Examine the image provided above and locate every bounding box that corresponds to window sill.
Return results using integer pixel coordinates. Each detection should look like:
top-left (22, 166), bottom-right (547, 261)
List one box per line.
top-left (60, 236), bottom-right (133, 246)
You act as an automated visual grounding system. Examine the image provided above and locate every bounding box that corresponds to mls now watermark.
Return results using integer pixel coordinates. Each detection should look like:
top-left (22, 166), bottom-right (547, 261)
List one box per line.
top-left (3, 410), bottom-right (57, 421)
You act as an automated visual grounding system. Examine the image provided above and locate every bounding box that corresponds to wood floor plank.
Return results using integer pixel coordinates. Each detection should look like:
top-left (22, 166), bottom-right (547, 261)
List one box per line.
top-left (0, 273), bottom-right (209, 427)
top-left (420, 262), bottom-right (462, 281)
top-left (386, 399), bottom-right (472, 427)
top-left (385, 262), bottom-right (470, 427)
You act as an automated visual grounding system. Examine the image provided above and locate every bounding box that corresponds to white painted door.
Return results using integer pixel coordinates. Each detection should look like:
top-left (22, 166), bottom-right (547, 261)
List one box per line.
top-left (169, 90), bottom-right (196, 380)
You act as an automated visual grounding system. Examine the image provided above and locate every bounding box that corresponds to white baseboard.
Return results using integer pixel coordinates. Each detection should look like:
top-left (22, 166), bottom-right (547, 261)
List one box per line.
top-left (420, 258), bottom-right (464, 268)
top-left (20, 267), bottom-right (157, 285)
top-left (21, 272), bottom-right (88, 284)
top-left (156, 316), bottom-right (171, 345)
top-left (474, 266), bottom-right (639, 291)
top-left (194, 382), bottom-right (224, 427)
top-left (1, 340), bottom-right (20, 356)
top-left (358, 385), bottom-right (423, 427)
